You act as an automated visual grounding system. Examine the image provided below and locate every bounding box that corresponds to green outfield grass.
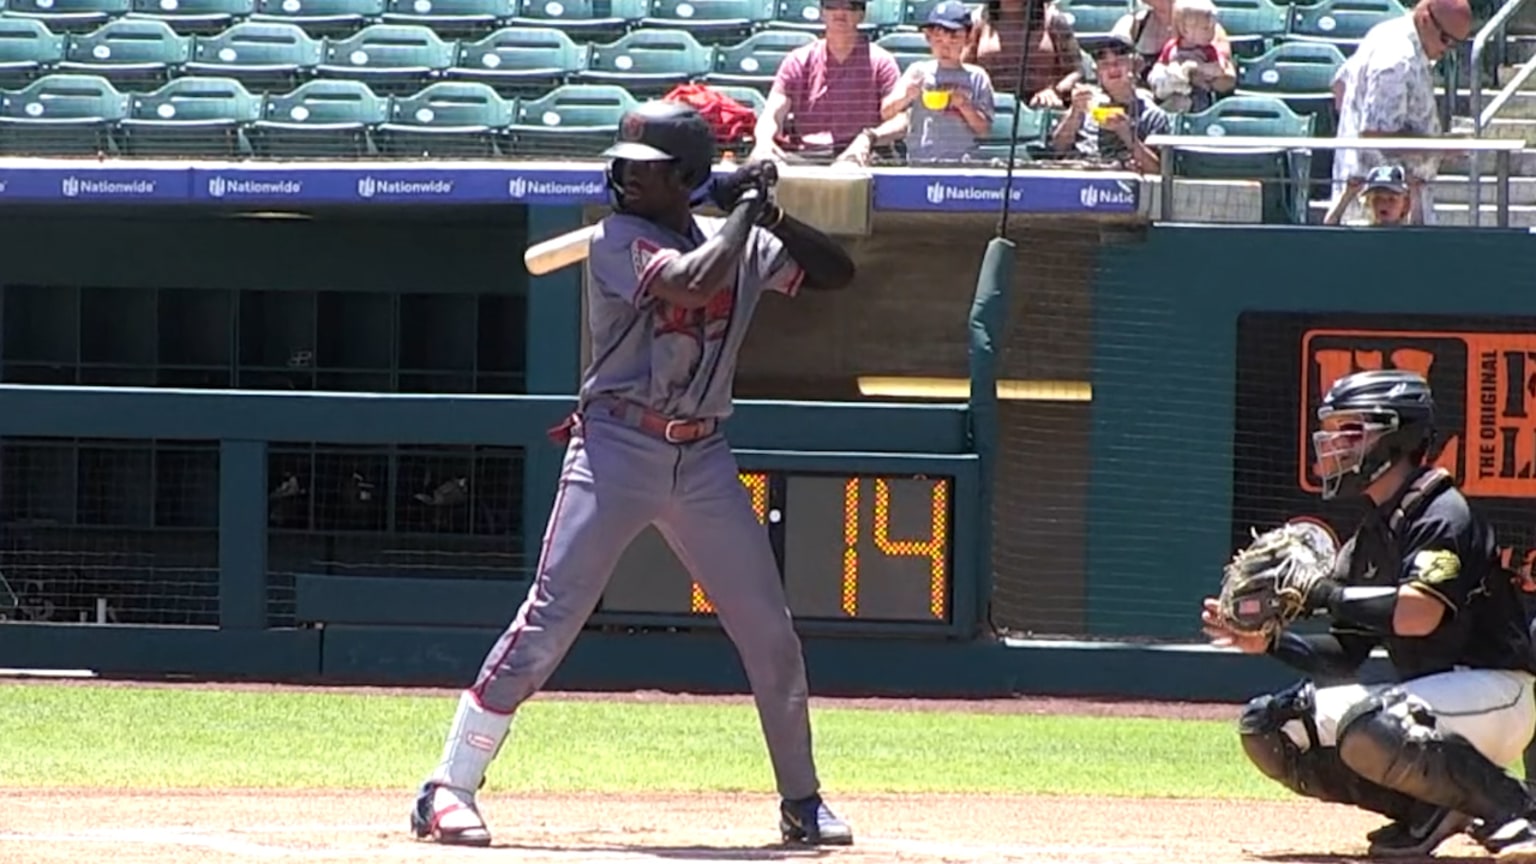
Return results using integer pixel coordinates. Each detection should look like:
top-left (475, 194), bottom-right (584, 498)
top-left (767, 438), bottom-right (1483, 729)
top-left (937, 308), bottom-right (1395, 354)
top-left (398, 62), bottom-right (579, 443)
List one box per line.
top-left (0, 683), bottom-right (1288, 798)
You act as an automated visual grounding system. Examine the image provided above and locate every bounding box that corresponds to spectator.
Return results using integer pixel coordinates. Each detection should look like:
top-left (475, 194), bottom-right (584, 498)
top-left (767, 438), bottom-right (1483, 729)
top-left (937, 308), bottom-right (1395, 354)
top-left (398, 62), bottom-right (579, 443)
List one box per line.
top-left (750, 0), bottom-right (906, 166)
top-left (1146, 0), bottom-right (1234, 113)
top-left (1049, 34), bottom-right (1169, 173)
top-left (965, 0), bottom-right (1082, 110)
top-left (1323, 164), bottom-right (1420, 225)
top-left (1111, 0), bottom-right (1235, 93)
top-left (884, 0), bottom-right (997, 164)
top-left (1329, 0), bottom-right (1472, 225)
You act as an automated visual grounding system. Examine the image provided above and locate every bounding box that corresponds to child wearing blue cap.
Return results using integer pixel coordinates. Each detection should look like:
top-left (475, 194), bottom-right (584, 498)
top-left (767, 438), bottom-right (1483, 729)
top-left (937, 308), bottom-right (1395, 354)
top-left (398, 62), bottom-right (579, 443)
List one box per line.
top-left (1323, 164), bottom-right (1418, 226)
top-left (881, 0), bottom-right (996, 164)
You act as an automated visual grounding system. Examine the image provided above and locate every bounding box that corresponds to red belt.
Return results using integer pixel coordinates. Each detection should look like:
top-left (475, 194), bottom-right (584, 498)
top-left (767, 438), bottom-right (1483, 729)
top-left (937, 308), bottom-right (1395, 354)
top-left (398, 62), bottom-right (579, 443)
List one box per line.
top-left (546, 401), bottom-right (717, 446)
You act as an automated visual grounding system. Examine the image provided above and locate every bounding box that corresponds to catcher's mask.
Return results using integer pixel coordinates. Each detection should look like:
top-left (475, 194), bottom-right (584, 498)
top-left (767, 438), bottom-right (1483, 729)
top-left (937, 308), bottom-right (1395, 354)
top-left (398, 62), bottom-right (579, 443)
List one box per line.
top-left (1313, 369), bottom-right (1435, 500)
top-left (603, 100), bottom-right (716, 215)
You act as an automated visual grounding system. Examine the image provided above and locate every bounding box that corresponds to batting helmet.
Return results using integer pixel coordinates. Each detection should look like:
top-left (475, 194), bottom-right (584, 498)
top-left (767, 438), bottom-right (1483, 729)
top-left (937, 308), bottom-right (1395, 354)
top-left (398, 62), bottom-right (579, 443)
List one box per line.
top-left (603, 100), bottom-right (716, 198)
top-left (1313, 369), bottom-right (1437, 500)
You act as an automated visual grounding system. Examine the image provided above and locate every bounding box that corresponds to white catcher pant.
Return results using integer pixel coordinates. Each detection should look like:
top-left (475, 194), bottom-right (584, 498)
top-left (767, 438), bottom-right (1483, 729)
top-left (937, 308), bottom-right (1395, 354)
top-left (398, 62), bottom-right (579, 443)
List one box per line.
top-left (1282, 668), bottom-right (1536, 769)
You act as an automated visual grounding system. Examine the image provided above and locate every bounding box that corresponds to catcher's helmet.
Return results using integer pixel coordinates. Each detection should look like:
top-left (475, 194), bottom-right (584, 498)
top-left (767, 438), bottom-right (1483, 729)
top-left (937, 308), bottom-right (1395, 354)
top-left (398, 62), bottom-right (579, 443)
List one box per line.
top-left (603, 100), bottom-right (716, 203)
top-left (1313, 369), bottom-right (1436, 500)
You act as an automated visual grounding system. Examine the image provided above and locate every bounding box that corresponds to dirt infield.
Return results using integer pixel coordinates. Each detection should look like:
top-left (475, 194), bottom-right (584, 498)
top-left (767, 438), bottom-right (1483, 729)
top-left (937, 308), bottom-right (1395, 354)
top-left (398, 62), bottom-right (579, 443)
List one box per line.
top-left (0, 789), bottom-right (1501, 864)
top-left (0, 679), bottom-right (1502, 863)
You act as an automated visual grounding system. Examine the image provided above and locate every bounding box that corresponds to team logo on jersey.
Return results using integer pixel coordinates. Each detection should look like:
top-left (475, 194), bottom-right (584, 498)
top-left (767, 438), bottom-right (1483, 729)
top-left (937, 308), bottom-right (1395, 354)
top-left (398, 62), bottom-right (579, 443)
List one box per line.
top-left (1409, 549), bottom-right (1461, 586)
top-left (631, 238), bottom-right (663, 281)
top-left (654, 286), bottom-right (734, 343)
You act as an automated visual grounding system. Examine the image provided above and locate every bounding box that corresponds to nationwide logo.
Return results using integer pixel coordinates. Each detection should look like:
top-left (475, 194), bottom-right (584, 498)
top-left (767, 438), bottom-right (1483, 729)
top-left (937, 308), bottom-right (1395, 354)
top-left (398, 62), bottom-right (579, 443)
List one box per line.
top-left (507, 176), bottom-right (605, 199)
top-left (355, 176), bottom-right (454, 198)
top-left (924, 181), bottom-right (1023, 206)
top-left (1299, 327), bottom-right (1536, 498)
top-left (1079, 182), bottom-right (1136, 209)
top-left (207, 176), bottom-right (303, 198)
top-left (60, 176), bottom-right (156, 197)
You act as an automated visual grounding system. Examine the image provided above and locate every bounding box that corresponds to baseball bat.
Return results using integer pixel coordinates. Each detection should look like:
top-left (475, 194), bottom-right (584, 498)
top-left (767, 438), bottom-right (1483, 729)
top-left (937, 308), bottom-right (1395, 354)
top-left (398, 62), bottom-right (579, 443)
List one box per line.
top-left (524, 224), bottom-right (598, 277)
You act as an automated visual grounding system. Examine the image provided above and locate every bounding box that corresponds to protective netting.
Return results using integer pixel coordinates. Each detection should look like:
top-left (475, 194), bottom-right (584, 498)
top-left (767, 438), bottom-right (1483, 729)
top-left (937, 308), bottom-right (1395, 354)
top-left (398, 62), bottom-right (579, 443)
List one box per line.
top-left (0, 436), bottom-right (220, 625)
top-left (265, 442), bottom-right (527, 627)
top-left (984, 223), bottom-right (1099, 638)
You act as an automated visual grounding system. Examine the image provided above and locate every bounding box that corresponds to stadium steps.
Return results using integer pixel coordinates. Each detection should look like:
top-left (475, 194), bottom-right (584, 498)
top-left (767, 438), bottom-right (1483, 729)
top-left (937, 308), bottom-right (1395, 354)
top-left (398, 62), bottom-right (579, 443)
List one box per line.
top-left (1427, 54), bottom-right (1536, 226)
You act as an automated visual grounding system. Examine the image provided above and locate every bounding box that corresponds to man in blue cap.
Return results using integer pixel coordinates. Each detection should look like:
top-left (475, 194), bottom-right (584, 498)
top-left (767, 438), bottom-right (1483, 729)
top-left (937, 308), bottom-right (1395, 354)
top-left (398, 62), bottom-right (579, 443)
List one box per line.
top-left (881, 0), bottom-right (997, 164)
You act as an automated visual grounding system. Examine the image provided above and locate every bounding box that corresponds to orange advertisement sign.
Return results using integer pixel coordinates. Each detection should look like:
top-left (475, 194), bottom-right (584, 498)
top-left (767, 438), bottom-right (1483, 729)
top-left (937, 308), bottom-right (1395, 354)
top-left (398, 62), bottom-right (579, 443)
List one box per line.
top-left (1300, 328), bottom-right (1536, 498)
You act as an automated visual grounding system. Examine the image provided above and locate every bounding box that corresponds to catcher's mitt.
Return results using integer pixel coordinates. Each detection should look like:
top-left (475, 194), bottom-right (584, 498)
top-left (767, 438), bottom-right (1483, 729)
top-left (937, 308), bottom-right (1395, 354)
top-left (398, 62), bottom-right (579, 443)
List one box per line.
top-left (1217, 520), bottom-right (1338, 637)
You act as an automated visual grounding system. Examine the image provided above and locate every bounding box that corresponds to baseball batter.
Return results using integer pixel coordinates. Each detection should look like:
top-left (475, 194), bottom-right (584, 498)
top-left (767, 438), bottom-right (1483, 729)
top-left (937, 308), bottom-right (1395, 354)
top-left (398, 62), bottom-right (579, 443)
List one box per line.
top-left (1203, 369), bottom-right (1536, 861)
top-left (410, 100), bottom-right (858, 848)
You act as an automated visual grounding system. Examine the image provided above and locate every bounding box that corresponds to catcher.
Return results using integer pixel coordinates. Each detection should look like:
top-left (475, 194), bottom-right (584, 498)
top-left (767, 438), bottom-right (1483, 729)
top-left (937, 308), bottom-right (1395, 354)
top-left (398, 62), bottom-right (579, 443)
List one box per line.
top-left (1202, 369), bottom-right (1536, 860)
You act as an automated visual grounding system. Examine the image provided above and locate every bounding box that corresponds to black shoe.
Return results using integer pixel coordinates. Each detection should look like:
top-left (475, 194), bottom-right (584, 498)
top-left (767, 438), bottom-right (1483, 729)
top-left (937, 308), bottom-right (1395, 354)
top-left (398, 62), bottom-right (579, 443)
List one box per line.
top-left (1366, 806), bottom-right (1470, 858)
top-left (779, 794), bottom-right (853, 846)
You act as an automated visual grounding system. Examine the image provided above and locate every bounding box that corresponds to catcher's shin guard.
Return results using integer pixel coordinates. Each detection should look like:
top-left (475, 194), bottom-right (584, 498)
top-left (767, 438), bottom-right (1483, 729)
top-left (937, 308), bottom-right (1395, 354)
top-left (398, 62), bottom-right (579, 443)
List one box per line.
top-left (1238, 681), bottom-right (1421, 819)
top-left (1336, 687), bottom-right (1536, 826)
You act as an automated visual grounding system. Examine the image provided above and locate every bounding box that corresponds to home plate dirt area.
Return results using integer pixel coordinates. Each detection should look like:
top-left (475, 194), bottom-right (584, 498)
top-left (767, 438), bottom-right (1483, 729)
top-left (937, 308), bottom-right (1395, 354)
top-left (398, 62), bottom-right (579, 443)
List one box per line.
top-left (0, 686), bottom-right (1502, 864)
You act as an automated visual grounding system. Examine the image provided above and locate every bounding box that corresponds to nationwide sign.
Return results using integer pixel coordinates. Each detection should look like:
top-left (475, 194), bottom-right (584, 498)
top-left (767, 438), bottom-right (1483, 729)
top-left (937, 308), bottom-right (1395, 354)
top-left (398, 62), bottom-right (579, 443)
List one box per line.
top-left (0, 159), bottom-right (1141, 215)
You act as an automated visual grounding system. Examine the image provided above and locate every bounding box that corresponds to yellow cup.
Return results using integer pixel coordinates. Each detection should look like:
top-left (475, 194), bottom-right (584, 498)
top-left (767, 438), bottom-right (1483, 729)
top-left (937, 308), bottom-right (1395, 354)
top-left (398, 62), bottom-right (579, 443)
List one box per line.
top-left (1090, 105), bottom-right (1125, 124)
top-left (920, 88), bottom-right (951, 111)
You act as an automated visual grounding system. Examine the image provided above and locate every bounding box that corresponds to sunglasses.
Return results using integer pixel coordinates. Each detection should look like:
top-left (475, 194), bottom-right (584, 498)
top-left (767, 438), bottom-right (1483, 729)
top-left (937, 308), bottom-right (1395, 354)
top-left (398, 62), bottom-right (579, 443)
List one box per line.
top-left (1427, 7), bottom-right (1462, 47)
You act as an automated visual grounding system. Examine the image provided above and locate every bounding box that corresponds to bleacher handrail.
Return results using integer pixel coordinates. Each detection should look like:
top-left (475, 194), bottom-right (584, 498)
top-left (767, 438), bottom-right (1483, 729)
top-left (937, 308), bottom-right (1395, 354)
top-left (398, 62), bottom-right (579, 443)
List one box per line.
top-left (1469, 0), bottom-right (1536, 226)
top-left (1143, 132), bottom-right (1523, 226)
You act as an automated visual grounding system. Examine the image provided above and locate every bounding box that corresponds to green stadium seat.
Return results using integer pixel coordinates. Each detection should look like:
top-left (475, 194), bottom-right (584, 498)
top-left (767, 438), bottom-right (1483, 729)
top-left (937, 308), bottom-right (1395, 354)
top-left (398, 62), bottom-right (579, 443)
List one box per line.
top-left (1211, 0), bottom-right (1288, 59)
top-left (0, 17), bottom-right (67, 91)
top-left (767, 0), bottom-right (899, 33)
top-left (126, 0), bottom-right (257, 35)
top-left (315, 23), bottom-right (454, 95)
top-left (376, 79), bottom-right (513, 155)
top-left (1286, 0), bottom-right (1406, 52)
top-left (507, 0), bottom-right (641, 43)
top-left (249, 0), bottom-right (387, 37)
top-left (0, 73), bottom-right (129, 155)
top-left (58, 19), bottom-right (192, 90)
top-left (1235, 40), bottom-right (1344, 132)
top-left (873, 30), bottom-right (928, 72)
top-left (2, 0), bottom-right (133, 34)
top-left (249, 77), bottom-right (388, 155)
top-left (974, 92), bottom-right (1051, 161)
top-left (641, 0), bottom-right (775, 45)
top-left (504, 81), bottom-right (635, 155)
top-left (705, 29), bottom-right (810, 91)
top-left (119, 74), bottom-right (261, 154)
top-left (1173, 94), bottom-right (1315, 223)
top-left (443, 25), bottom-right (583, 97)
top-left (577, 28), bottom-right (712, 98)
top-left (185, 21), bottom-right (323, 92)
top-left (1056, 0), bottom-right (1133, 37)
top-left (380, 0), bottom-right (517, 38)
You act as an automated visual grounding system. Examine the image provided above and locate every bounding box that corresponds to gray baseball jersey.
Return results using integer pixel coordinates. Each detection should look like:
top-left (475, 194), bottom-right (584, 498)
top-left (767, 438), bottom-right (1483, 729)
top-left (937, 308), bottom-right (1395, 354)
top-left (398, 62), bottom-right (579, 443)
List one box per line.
top-left (428, 209), bottom-right (824, 808)
top-left (580, 213), bottom-right (803, 420)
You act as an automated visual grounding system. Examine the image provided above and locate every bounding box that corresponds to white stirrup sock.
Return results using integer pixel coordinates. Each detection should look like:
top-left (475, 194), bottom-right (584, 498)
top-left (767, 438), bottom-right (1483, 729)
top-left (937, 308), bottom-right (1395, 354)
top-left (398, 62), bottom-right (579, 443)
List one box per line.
top-left (428, 690), bottom-right (513, 793)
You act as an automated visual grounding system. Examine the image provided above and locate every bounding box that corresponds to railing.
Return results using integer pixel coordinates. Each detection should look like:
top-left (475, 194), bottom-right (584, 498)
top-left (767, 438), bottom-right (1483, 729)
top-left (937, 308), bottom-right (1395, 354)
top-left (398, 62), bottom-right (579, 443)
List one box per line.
top-left (1144, 134), bottom-right (1525, 226)
top-left (1469, 0), bottom-right (1536, 224)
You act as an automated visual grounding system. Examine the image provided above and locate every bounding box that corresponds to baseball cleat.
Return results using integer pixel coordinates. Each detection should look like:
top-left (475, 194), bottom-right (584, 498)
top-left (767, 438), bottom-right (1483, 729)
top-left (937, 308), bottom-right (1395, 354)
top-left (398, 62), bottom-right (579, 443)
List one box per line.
top-left (1365, 807), bottom-right (1471, 858)
top-left (779, 795), bottom-right (853, 846)
top-left (411, 782), bottom-right (492, 847)
top-left (1471, 816), bottom-right (1536, 863)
